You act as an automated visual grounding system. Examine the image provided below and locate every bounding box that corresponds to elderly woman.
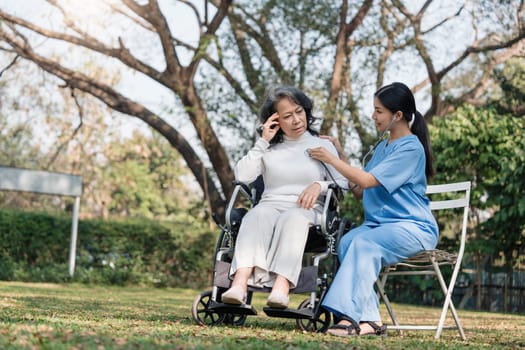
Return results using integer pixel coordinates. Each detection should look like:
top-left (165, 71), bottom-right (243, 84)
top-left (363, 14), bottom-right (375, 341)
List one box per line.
top-left (221, 85), bottom-right (346, 308)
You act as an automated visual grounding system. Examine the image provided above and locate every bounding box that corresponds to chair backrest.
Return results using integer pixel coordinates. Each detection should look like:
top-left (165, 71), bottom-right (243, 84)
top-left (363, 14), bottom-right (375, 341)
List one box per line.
top-left (426, 181), bottom-right (471, 257)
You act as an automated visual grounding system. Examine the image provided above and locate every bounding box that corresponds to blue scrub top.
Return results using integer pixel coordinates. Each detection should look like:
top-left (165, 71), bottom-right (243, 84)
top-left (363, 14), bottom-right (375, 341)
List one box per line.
top-left (363, 135), bottom-right (438, 239)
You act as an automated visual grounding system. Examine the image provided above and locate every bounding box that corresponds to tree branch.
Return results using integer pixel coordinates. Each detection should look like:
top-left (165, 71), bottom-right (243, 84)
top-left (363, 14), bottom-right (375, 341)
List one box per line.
top-left (438, 33), bottom-right (525, 80)
top-left (122, 0), bottom-right (181, 77)
top-left (0, 25), bottom-right (226, 213)
top-left (46, 87), bottom-right (84, 169)
top-left (0, 54), bottom-right (18, 77)
top-left (0, 8), bottom-right (164, 81)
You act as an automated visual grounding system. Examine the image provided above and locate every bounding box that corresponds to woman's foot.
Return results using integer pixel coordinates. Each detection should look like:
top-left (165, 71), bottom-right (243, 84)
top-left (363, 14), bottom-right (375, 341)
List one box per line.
top-left (221, 285), bottom-right (246, 305)
top-left (267, 275), bottom-right (290, 308)
top-left (266, 290), bottom-right (289, 309)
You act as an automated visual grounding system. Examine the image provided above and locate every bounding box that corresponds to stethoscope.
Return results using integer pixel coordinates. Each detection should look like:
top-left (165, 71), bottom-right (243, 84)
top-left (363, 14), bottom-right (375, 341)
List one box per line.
top-left (361, 115), bottom-right (396, 168)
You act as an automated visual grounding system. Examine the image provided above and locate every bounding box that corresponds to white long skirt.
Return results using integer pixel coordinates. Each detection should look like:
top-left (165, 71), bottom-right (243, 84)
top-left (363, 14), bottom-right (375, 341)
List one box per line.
top-left (229, 200), bottom-right (322, 289)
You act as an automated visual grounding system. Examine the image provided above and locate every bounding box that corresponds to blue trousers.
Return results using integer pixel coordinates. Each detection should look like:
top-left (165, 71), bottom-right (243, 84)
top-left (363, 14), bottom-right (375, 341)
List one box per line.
top-left (321, 222), bottom-right (437, 322)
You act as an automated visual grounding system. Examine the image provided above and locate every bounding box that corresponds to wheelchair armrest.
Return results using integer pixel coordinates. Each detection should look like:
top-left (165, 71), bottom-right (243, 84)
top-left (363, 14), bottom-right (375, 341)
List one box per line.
top-left (225, 178), bottom-right (263, 229)
top-left (320, 186), bottom-right (341, 236)
top-left (328, 183), bottom-right (345, 202)
top-left (232, 180), bottom-right (252, 196)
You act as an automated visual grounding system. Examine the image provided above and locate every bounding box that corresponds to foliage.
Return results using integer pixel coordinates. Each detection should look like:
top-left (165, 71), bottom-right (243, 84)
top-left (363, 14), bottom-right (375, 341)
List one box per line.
top-left (490, 57), bottom-right (525, 117)
top-left (1, 1), bottom-right (523, 215)
top-left (0, 282), bottom-right (524, 349)
top-left (103, 131), bottom-right (200, 219)
top-left (0, 208), bottom-right (215, 288)
top-left (0, 104), bottom-right (201, 220)
top-left (430, 106), bottom-right (525, 271)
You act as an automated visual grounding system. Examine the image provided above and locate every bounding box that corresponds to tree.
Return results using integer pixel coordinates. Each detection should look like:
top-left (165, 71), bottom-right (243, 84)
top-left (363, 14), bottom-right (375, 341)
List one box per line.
top-left (0, 0), bottom-right (523, 217)
top-left (431, 105), bottom-right (525, 312)
top-left (103, 131), bottom-right (200, 219)
top-left (489, 57), bottom-right (525, 117)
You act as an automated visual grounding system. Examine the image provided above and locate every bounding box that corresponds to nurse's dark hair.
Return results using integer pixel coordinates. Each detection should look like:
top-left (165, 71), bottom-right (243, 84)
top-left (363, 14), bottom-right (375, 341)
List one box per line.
top-left (374, 82), bottom-right (435, 178)
top-left (258, 85), bottom-right (319, 144)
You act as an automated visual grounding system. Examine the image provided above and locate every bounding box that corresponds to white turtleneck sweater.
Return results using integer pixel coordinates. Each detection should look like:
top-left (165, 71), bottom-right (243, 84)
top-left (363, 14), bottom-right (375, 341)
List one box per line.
top-left (235, 132), bottom-right (347, 204)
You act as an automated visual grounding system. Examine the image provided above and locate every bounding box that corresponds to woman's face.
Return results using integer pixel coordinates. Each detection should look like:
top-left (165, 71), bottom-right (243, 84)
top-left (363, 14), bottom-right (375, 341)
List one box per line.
top-left (372, 97), bottom-right (396, 134)
top-left (275, 97), bottom-right (307, 139)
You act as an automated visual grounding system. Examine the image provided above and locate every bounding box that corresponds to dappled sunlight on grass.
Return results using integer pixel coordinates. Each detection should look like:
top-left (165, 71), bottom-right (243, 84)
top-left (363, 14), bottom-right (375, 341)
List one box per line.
top-left (0, 282), bottom-right (523, 349)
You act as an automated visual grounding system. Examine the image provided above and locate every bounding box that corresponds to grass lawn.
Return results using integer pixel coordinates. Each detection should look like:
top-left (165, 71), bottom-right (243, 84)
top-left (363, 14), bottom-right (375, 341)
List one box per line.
top-left (0, 282), bottom-right (523, 349)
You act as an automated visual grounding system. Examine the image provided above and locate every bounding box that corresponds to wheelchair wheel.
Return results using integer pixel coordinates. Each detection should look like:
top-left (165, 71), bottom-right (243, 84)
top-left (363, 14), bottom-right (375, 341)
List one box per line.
top-left (295, 298), bottom-right (331, 333)
top-left (192, 290), bottom-right (226, 326)
top-left (224, 313), bottom-right (248, 326)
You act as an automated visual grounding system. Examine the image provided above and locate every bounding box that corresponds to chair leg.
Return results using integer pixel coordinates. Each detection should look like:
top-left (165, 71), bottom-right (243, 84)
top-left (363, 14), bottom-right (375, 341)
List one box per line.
top-left (431, 259), bottom-right (467, 340)
top-left (376, 272), bottom-right (402, 335)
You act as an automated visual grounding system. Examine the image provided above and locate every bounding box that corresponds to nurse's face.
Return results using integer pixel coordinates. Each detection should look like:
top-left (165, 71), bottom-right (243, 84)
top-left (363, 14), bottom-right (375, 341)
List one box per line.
top-left (372, 97), bottom-right (395, 134)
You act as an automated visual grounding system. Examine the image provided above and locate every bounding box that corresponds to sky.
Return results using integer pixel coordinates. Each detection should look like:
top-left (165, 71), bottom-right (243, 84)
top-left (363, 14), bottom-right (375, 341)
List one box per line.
top-left (0, 0), bottom-right (503, 160)
top-left (0, 0), bottom-right (204, 146)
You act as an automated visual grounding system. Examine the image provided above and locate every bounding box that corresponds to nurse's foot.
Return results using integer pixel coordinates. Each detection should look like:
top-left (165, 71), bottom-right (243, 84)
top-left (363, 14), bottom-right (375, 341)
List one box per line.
top-left (359, 321), bottom-right (387, 336)
top-left (327, 320), bottom-right (386, 337)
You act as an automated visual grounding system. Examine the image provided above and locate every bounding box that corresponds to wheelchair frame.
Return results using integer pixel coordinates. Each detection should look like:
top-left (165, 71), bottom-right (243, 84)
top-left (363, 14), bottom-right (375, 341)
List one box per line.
top-left (192, 178), bottom-right (349, 332)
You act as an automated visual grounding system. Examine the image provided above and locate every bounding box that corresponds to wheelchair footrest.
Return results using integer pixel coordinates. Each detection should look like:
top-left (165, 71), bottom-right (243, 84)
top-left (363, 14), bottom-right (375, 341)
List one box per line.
top-left (208, 302), bottom-right (258, 316)
top-left (263, 307), bottom-right (313, 319)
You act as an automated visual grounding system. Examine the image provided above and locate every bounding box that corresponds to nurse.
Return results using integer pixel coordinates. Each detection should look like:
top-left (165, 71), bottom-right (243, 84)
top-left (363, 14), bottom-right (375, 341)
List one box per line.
top-left (308, 82), bottom-right (438, 336)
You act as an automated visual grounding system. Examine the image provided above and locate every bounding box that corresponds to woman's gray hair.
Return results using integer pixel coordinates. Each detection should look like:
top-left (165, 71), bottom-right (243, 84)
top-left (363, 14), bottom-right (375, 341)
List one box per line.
top-left (258, 85), bottom-right (319, 144)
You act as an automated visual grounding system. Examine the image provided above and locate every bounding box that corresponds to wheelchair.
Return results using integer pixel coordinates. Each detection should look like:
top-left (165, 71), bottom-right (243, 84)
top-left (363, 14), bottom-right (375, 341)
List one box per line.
top-left (191, 176), bottom-right (350, 332)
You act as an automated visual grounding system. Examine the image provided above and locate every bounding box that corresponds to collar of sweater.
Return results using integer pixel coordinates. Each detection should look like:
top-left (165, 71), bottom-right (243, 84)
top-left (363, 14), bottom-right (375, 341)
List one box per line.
top-left (283, 131), bottom-right (312, 142)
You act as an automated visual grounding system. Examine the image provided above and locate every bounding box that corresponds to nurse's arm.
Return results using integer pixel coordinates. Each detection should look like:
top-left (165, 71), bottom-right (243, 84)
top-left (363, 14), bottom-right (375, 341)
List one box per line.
top-left (326, 157), bottom-right (380, 190)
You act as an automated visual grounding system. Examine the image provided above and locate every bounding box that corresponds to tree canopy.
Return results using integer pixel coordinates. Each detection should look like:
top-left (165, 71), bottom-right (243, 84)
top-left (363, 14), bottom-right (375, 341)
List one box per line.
top-left (0, 0), bottom-right (524, 218)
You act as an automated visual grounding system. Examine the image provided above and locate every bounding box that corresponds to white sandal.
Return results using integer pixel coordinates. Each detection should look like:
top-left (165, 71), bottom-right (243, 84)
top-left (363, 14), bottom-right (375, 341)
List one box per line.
top-left (266, 290), bottom-right (289, 309)
top-left (221, 285), bottom-right (246, 305)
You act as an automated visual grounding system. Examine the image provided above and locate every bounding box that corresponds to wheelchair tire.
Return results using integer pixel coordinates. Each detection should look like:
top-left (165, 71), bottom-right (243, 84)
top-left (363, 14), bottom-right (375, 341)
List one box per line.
top-left (295, 298), bottom-right (331, 333)
top-left (191, 290), bottom-right (226, 326)
top-left (224, 313), bottom-right (248, 326)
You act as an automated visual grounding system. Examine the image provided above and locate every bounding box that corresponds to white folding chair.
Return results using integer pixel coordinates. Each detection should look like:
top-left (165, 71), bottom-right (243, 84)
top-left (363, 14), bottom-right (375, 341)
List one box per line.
top-left (375, 181), bottom-right (471, 340)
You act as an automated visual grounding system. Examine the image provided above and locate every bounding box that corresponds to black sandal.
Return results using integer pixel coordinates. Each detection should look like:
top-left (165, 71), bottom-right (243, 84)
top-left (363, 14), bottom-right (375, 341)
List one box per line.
top-left (360, 321), bottom-right (387, 336)
top-left (326, 317), bottom-right (361, 337)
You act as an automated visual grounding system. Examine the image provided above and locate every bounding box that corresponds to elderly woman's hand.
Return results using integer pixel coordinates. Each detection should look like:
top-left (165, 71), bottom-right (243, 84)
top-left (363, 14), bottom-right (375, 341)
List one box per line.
top-left (297, 183), bottom-right (321, 209)
top-left (261, 112), bottom-right (280, 142)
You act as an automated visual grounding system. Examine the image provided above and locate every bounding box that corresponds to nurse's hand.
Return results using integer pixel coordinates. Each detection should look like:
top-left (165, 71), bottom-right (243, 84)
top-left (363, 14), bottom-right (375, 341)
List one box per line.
top-left (308, 146), bottom-right (338, 165)
top-left (297, 183), bottom-right (321, 209)
top-left (320, 135), bottom-right (345, 159)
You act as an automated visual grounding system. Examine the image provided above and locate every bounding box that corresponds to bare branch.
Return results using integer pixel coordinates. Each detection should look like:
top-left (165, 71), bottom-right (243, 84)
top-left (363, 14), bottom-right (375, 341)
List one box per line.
top-left (188, 0), bottom-right (232, 74)
top-left (227, 3), bottom-right (291, 83)
top-left (179, 0), bottom-right (204, 28)
top-left (122, 0), bottom-right (181, 77)
top-left (0, 54), bottom-right (19, 77)
top-left (108, 2), bottom-right (156, 32)
top-left (46, 87), bottom-right (84, 169)
top-left (416, 0), bottom-right (433, 20)
top-left (0, 8), bottom-right (164, 81)
top-left (422, 4), bottom-right (464, 35)
top-left (345, 0), bottom-right (374, 36)
top-left (438, 32), bottom-right (525, 80)
top-left (201, 52), bottom-right (257, 112)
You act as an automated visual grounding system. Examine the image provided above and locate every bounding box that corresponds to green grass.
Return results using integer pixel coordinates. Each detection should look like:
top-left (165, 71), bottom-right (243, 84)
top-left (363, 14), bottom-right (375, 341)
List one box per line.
top-left (0, 282), bottom-right (523, 349)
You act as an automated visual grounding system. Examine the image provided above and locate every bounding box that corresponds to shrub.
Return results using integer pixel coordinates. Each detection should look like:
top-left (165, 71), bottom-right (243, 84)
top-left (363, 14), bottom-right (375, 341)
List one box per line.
top-left (0, 208), bottom-right (215, 288)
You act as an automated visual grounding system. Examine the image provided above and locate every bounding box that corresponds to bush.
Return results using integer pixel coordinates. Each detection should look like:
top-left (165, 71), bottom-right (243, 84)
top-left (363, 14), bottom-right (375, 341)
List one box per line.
top-left (0, 208), bottom-right (216, 288)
